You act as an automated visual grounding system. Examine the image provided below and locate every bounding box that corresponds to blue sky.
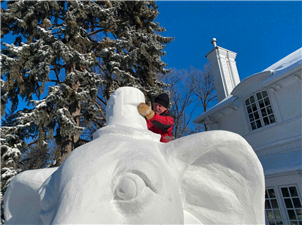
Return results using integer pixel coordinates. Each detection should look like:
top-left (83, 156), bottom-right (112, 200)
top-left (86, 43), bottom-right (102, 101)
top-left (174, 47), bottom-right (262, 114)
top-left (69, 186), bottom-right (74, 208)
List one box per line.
top-left (155, 1), bottom-right (301, 81)
top-left (2, 1), bottom-right (301, 82)
top-left (1, 1), bottom-right (301, 115)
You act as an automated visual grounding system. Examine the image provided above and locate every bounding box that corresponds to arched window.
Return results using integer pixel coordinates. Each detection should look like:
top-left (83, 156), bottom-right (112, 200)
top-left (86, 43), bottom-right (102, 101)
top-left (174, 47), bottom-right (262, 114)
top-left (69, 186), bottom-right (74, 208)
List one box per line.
top-left (245, 91), bottom-right (276, 130)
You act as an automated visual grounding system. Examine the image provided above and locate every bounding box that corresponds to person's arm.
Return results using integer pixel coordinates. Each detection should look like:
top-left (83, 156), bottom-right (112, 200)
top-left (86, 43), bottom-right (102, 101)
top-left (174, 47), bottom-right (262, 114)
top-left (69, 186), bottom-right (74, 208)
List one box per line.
top-left (149, 111), bottom-right (174, 131)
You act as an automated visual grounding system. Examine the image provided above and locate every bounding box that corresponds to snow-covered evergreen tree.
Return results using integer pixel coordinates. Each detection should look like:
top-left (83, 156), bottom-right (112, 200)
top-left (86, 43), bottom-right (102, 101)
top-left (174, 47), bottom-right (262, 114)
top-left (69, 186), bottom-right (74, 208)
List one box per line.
top-left (1, 121), bottom-right (23, 223)
top-left (1, 1), bottom-right (172, 219)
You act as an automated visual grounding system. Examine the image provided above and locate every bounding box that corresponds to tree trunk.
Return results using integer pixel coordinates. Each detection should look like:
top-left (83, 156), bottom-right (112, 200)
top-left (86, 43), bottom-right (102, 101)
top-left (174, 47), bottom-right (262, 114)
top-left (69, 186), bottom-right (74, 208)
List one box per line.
top-left (56, 65), bottom-right (81, 166)
top-left (59, 98), bottom-right (81, 166)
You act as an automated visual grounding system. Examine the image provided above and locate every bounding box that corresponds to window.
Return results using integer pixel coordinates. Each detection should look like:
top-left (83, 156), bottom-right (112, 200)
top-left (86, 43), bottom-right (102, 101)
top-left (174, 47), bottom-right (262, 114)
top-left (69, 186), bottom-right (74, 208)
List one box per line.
top-left (281, 186), bottom-right (302, 225)
top-left (265, 188), bottom-right (284, 225)
top-left (245, 91), bottom-right (276, 130)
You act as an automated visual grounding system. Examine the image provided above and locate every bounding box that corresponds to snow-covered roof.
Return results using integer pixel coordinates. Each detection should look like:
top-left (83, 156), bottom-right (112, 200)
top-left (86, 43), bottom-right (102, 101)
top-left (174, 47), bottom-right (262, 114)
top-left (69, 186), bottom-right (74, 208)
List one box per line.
top-left (193, 95), bottom-right (237, 123)
top-left (262, 47), bottom-right (302, 87)
top-left (263, 48), bottom-right (302, 73)
top-left (259, 150), bottom-right (302, 176)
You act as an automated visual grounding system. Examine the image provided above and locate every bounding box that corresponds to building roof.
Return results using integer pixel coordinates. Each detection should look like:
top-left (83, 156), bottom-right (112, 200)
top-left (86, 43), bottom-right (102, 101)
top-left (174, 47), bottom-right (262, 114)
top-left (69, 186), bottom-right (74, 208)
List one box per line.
top-left (193, 95), bottom-right (237, 123)
top-left (194, 47), bottom-right (302, 124)
top-left (262, 47), bottom-right (302, 87)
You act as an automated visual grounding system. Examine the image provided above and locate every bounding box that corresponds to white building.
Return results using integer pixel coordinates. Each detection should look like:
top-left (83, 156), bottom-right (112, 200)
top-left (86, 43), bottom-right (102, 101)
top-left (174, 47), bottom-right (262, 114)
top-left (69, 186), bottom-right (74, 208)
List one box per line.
top-left (194, 39), bottom-right (302, 225)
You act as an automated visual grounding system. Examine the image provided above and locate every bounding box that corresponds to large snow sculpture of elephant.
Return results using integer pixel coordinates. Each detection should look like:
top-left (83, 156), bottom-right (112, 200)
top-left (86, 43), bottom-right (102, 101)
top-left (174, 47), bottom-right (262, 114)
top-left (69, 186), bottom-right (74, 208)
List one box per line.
top-left (4, 87), bottom-right (265, 224)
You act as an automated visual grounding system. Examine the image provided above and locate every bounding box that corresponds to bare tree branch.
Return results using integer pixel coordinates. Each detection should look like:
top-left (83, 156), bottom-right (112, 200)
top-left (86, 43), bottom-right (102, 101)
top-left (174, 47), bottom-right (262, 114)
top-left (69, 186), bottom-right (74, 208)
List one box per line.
top-left (158, 69), bottom-right (197, 138)
top-left (187, 63), bottom-right (217, 131)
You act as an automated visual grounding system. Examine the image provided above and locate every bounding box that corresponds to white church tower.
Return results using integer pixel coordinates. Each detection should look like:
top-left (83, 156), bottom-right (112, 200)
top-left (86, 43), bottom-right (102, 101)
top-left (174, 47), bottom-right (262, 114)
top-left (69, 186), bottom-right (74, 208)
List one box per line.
top-left (206, 38), bottom-right (240, 102)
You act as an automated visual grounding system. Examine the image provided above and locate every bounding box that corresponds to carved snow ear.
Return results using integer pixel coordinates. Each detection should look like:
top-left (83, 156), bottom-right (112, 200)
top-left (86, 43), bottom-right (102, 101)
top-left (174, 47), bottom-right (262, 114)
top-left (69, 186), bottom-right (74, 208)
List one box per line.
top-left (162, 131), bottom-right (265, 225)
top-left (3, 168), bottom-right (58, 225)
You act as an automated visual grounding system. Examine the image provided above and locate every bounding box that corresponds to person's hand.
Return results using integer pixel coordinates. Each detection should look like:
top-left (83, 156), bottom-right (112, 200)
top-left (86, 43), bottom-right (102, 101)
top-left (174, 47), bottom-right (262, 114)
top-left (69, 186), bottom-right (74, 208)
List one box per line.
top-left (138, 103), bottom-right (155, 120)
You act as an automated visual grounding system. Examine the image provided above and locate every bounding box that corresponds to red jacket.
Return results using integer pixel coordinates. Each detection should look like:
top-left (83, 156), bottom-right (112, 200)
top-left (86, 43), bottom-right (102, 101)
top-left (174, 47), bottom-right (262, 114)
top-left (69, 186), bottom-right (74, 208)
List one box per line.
top-left (146, 110), bottom-right (174, 143)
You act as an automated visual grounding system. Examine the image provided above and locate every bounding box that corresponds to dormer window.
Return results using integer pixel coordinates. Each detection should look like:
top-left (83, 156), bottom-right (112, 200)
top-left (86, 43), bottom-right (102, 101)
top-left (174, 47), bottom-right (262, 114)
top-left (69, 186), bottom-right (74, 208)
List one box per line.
top-left (245, 91), bottom-right (276, 130)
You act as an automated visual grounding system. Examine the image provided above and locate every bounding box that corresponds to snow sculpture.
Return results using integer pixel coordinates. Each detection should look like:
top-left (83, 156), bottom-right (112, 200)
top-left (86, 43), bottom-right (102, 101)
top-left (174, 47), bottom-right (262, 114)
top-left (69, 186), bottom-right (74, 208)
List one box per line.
top-left (4, 87), bottom-right (265, 224)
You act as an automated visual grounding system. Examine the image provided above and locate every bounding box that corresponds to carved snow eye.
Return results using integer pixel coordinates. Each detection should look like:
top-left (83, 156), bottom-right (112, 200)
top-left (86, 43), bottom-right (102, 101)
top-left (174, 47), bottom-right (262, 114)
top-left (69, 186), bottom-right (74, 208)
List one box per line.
top-left (113, 169), bottom-right (160, 202)
top-left (114, 172), bottom-right (146, 201)
top-left (112, 168), bottom-right (162, 215)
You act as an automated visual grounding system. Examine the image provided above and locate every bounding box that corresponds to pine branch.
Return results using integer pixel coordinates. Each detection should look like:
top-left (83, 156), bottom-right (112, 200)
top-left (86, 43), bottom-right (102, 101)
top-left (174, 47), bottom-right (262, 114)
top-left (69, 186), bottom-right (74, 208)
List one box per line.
top-left (88, 29), bottom-right (105, 37)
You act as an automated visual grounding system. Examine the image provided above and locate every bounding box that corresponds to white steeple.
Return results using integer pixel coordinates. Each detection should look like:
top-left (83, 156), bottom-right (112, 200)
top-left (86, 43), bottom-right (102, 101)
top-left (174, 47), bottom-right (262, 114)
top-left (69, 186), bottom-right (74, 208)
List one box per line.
top-left (206, 38), bottom-right (240, 102)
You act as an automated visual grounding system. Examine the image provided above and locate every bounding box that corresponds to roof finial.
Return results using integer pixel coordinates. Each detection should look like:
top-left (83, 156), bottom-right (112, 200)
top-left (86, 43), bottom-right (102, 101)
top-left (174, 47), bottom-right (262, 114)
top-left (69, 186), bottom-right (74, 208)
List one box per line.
top-left (211, 38), bottom-right (217, 48)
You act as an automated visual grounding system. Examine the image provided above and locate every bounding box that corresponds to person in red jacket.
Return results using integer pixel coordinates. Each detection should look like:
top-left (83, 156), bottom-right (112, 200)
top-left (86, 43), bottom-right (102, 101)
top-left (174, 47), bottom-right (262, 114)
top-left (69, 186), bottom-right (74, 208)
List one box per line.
top-left (138, 93), bottom-right (174, 143)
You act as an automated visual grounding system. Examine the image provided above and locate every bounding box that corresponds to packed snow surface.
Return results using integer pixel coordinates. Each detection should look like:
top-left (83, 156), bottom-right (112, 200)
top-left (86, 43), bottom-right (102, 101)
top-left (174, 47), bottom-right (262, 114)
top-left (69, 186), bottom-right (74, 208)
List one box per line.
top-left (4, 87), bottom-right (265, 224)
top-left (106, 86), bottom-right (148, 130)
